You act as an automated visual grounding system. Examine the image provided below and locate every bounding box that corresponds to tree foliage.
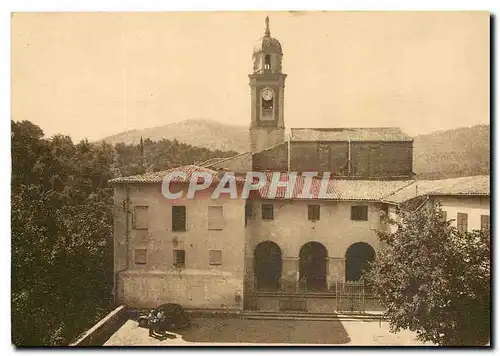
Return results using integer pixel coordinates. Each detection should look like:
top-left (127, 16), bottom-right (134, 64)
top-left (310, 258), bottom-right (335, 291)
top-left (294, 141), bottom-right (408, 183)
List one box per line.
top-left (368, 203), bottom-right (490, 346)
top-left (11, 120), bottom-right (235, 345)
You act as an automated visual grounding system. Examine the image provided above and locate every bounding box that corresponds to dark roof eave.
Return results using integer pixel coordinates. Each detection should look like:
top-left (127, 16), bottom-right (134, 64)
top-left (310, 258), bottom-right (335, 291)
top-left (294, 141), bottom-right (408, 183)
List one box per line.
top-left (108, 180), bottom-right (247, 185)
top-left (290, 139), bottom-right (413, 143)
top-left (256, 197), bottom-right (383, 202)
top-left (428, 193), bottom-right (490, 197)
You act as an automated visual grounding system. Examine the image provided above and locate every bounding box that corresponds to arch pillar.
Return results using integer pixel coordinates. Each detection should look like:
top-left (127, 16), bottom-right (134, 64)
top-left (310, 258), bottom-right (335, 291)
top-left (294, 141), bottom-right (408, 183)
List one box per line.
top-left (327, 257), bottom-right (346, 287)
top-left (281, 256), bottom-right (299, 291)
top-left (244, 254), bottom-right (255, 292)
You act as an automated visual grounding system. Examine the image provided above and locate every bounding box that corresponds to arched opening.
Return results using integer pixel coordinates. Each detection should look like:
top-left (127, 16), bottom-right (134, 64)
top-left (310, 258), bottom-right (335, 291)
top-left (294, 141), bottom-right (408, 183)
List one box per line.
top-left (299, 242), bottom-right (328, 291)
top-left (254, 241), bottom-right (282, 291)
top-left (345, 242), bottom-right (376, 281)
top-left (264, 54), bottom-right (271, 70)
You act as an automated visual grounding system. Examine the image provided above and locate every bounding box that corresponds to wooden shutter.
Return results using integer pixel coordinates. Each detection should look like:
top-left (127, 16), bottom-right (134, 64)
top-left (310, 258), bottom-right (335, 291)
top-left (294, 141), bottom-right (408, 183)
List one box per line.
top-left (133, 206), bottom-right (148, 230)
top-left (208, 206), bottom-right (223, 230)
top-left (172, 206), bottom-right (186, 231)
top-left (134, 249), bottom-right (147, 264)
top-left (209, 250), bottom-right (222, 265)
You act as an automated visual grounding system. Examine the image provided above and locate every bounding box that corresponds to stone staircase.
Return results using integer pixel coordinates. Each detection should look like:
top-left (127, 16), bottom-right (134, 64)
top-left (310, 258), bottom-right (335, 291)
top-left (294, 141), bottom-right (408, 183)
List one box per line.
top-left (241, 310), bottom-right (386, 322)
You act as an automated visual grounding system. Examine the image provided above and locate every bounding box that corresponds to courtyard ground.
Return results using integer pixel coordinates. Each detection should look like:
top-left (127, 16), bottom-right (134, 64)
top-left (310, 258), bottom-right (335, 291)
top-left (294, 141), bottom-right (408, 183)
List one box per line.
top-left (103, 315), bottom-right (434, 346)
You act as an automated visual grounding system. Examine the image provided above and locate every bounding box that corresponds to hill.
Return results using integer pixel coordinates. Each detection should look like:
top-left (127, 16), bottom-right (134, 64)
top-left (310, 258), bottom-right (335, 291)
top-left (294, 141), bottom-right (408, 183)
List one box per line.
top-left (99, 119), bottom-right (249, 153)
top-left (412, 124), bottom-right (490, 179)
top-left (99, 121), bottom-right (490, 180)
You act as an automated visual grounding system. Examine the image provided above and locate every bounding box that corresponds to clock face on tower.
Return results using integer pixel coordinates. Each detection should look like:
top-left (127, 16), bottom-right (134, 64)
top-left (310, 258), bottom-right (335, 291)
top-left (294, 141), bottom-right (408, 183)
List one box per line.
top-left (261, 88), bottom-right (274, 101)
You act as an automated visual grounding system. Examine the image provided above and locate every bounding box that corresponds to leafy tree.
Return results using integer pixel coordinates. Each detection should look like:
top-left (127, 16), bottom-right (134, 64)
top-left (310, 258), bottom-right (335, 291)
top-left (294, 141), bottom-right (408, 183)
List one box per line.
top-left (11, 119), bottom-right (237, 345)
top-left (368, 203), bottom-right (490, 346)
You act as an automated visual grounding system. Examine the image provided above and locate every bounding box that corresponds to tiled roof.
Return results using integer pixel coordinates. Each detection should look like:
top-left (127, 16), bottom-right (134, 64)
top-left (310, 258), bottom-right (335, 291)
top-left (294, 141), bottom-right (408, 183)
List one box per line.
top-left (201, 152), bottom-right (252, 169)
top-left (108, 165), bottom-right (247, 185)
top-left (197, 157), bottom-right (227, 167)
top-left (290, 127), bottom-right (413, 142)
top-left (255, 172), bottom-right (414, 201)
top-left (109, 166), bottom-right (413, 201)
top-left (382, 175), bottom-right (490, 204)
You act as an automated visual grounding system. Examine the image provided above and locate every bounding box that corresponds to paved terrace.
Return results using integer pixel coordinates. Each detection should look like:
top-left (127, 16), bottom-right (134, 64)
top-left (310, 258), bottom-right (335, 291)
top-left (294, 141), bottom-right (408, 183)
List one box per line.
top-left (104, 315), bottom-right (434, 346)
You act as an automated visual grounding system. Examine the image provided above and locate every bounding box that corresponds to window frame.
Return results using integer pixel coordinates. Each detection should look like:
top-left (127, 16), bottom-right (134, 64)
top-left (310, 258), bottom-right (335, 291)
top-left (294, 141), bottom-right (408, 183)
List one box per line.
top-left (173, 249), bottom-right (186, 268)
top-left (308, 204), bottom-right (320, 221)
top-left (208, 249), bottom-right (223, 266)
top-left (207, 206), bottom-right (224, 231)
top-left (481, 214), bottom-right (490, 232)
top-left (261, 203), bottom-right (274, 220)
top-left (351, 205), bottom-right (369, 221)
top-left (457, 212), bottom-right (468, 233)
top-left (133, 206), bottom-right (148, 230)
top-left (134, 248), bottom-right (147, 265)
top-left (172, 205), bottom-right (187, 232)
top-left (380, 204), bottom-right (389, 222)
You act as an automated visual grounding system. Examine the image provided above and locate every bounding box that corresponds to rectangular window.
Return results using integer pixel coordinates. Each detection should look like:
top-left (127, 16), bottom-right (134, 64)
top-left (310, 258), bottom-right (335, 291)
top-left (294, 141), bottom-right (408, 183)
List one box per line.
top-left (134, 249), bottom-right (147, 265)
top-left (351, 205), bottom-right (368, 221)
top-left (308, 205), bottom-right (320, 221)
top-left (207, 206), bottom-right (223, 230)
top-left (209, 250), bottom-right (222, 266)
top-left (457, 212), bottom-right (468, 233)
top-left (262, 204), bottom-right (274, 220)
top-left (173, 249), bottom-right (185, 268)
top-left (172, 206), bottom-right (186, 232)
top-left (380, 204), bottom-right (389, 221)
top-left (440, 210), bottom-right (448, 222)
top-left (481, 215), bottom-right (490, 232)
top-left (133, 206), bottom-right (148, 230)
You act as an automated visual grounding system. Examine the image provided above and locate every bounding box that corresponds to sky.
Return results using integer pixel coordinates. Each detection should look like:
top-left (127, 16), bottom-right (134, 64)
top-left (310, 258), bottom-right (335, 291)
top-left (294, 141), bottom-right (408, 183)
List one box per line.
top-left (11, 11), bottom-right (490, 142)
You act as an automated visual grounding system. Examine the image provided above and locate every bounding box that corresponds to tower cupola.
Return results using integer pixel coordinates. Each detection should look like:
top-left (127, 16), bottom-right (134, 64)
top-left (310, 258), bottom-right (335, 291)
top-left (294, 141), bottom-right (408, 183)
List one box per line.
top-left (252, 17), bottom-right (283, 74)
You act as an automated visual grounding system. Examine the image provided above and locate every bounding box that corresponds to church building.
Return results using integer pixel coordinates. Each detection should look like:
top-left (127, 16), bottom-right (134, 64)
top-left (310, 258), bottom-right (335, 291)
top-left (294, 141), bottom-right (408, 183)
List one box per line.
top-left (110, 17), bottom-right (417, 313)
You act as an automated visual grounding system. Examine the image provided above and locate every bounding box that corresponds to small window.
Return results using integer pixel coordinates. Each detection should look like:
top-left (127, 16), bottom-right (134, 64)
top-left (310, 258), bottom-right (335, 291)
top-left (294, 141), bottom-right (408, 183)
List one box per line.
top-left (173, 249), bottom-right (185, 268)
top-left (134, 249), bottom-right (147, 265)
top-left (308, 205), bottom-right (320, 221)
top-left (172, 206), bottom-right (186, 232)
top-left (481, 215), bottom-right (490, 232)
top-left (262, 204), bottom-right (274, 220)
top-left (457, 212), bottom-right (468, 233)
top-left (133, 206), bottom-right (148, 230)
top-left (208, 206), bottom-right (223, 230)
top-left (440, 210), bottom-right (448, 222)
top-left (209, 250), bottom-right (222, 266)
top-left (351, 205), bottom-right (368, 221)
top-left (380, 204), bottom-right (389, 221)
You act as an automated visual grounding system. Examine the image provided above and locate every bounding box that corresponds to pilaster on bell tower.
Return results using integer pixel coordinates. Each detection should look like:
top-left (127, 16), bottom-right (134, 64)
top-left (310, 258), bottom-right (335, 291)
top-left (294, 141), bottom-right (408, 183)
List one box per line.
top-left (249, 16), bottom-right (287, 154)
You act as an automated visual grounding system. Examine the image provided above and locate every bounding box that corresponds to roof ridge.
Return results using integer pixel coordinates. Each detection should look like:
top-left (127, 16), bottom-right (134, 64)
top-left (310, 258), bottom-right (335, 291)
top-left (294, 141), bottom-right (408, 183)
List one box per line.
top-left (291, 127), bottom-right (403, 130)
top-left (203, 151), bottom-right (251, 167)
top-left (380, 180), bottom-right (417, 202)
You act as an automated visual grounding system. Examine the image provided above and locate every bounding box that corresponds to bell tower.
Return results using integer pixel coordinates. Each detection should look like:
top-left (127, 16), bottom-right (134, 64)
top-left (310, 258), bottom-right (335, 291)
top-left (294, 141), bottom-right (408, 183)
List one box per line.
top-left (249, 17), bottom-right (287, 153)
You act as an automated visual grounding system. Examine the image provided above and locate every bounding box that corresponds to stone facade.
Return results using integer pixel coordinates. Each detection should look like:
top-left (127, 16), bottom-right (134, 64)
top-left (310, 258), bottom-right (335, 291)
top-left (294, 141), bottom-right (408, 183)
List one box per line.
top-left (432, 195), bottom-right (490, 232)
top-left (110, 18), bottom-right (490, 314)
top-left (244, 200), bottom-right (387, 292)
top-left (113, 184), bottom-right (246, 310)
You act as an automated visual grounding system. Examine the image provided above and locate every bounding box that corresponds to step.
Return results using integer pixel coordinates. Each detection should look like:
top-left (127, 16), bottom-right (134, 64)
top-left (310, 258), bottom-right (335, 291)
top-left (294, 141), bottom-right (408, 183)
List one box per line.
top-left (241, 311), bottom-right (386, 321)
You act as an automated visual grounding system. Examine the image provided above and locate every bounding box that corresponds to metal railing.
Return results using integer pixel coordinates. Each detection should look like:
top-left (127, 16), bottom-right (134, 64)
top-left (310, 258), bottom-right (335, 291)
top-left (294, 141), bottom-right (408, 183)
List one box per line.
top-left (248, 277), bottom-right (377, 312)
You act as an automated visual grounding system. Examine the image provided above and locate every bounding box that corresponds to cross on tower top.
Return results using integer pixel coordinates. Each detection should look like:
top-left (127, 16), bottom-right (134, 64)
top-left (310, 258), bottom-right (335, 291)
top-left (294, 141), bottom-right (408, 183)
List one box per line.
top-left (265, 16), bottom-right (270, 36)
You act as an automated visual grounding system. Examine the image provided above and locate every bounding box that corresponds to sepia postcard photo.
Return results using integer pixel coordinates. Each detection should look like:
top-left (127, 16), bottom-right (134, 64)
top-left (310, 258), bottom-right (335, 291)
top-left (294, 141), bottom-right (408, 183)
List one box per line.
top-left (10, 11), bottom-right (491, 347)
